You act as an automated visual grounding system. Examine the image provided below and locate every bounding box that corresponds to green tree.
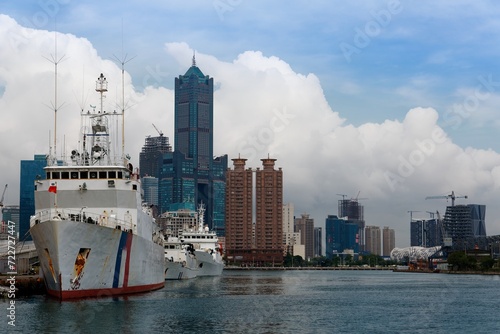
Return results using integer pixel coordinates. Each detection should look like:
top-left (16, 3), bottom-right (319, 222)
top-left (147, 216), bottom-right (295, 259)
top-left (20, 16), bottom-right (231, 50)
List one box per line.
top-left (447, 252), bottom-right (477, 271)
top-left (480, 257), bottom-right (495, 271)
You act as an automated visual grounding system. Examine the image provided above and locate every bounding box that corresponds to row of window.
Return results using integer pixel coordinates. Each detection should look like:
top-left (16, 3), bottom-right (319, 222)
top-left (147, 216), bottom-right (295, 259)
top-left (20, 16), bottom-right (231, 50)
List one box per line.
top-left (47, 170), bottom-right (125, 180)
top-left (182, 235), bottom-right (216, 239)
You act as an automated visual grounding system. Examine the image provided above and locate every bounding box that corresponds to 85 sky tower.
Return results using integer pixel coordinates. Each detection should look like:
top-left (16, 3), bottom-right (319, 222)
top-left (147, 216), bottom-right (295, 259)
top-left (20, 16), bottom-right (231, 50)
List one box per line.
top-left (159, 56), bottom-right (227, 235)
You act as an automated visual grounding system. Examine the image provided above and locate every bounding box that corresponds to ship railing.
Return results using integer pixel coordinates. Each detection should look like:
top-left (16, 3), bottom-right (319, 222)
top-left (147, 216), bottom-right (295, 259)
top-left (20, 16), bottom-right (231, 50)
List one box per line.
top-left (30, 208), bottom-right (136, 234)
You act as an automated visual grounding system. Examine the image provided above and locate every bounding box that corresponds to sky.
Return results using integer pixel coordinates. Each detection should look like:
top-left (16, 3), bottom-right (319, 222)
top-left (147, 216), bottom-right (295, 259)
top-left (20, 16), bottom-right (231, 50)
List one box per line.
top-left (1, 0), bottom-right (500, 248)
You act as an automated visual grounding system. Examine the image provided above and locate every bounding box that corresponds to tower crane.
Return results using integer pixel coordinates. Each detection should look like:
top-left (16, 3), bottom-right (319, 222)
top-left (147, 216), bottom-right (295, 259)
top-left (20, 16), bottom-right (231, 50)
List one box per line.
top-left (152, 123), bottom-right (163, 137)
top-left (0, 184), bottom-right (7, 222)
top-left (0, 184), bottom-right (7, 208)
top-left (436, 210), bottom-right (452, 247)
top-left (425, 190), bottom-right (467, 206)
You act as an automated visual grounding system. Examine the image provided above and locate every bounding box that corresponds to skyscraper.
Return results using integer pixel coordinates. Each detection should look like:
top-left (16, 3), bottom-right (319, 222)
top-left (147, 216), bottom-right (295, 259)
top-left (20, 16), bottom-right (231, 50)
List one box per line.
top-left (255, 157), bottom-right (283, 265)
top-left (174, 56), bottom-right (213, 170)
top-left (20, 154), bottom-right (47, 241)
top-left (382, 226), bottom-right (395, 257)
top-left (295, 213), bottom-right (314, 261)
top-left (410, 218), bottom-right (441, 248)
top-left (225, 157), bottom-right (253, 263)
top-left (365, 225), bottom-right (381, 255)
top-left (142, 176), bottom-right (159, 207)
top-left (158, 58), bottom-right (227, 234)
top-left (324, 215), bottom-right (359, 258)
top-left (283, 203), bottom-right (301, 255)
top-left (314, 227), bottom-right (322, 257)
top-left (443, 204), bottom-right (487, 250)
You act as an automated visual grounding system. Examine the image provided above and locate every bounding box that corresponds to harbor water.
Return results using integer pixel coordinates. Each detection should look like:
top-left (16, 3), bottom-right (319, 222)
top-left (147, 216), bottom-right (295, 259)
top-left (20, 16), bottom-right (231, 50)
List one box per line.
top-left (3, 270), bottom-right (500, 333)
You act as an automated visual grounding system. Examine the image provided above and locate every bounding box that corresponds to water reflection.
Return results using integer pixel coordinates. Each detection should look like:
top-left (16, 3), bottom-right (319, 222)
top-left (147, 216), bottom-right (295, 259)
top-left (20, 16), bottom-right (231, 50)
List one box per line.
top-left (222, 272), bottom-right (284, 295)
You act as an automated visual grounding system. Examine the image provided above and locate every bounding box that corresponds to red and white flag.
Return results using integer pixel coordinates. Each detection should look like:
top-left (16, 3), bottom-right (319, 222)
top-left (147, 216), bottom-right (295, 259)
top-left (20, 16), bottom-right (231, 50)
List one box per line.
top-left (48, 183), bottom-right (57, 194)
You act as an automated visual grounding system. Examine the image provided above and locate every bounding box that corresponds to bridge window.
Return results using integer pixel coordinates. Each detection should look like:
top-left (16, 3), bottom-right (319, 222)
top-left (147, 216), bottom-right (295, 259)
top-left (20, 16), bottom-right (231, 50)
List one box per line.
top-left (80, 171), bottom-right (88, 179)
top-left (108, 171), bottom-right (116, 178)
top-left (90, 172), bottom-right (97, 179)
top-left (71, 172), bottom-right (79, 179)
top-left (99, 171), bottom-right (107, 179)
top-left (61, 172), bottom-right (70, 179)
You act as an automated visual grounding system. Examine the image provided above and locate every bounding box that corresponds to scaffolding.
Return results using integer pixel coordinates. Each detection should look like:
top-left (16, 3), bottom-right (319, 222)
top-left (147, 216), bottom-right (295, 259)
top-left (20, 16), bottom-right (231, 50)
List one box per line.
top-left (338, 199), bottom-right (364, 221)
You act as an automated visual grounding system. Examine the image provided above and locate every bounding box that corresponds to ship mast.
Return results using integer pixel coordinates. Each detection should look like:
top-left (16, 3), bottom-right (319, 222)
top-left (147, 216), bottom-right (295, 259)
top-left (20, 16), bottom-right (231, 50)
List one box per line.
top-left (45, 29), bottom-right (66, 165)
top-left (113, 19), bottom-right (135, 166)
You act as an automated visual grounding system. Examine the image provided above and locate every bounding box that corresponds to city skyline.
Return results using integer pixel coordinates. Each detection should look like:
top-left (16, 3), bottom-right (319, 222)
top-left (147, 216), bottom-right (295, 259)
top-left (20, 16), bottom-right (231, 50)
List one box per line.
top-left (2, 2), bottom-right (500, 247)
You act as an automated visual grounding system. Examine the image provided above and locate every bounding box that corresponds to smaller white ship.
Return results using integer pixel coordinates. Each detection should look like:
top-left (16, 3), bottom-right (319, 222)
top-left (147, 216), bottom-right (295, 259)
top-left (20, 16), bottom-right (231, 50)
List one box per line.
top-left (164, 236), bottom-right (198, 280)
top-left (179, 204), bottom-right (224, 277)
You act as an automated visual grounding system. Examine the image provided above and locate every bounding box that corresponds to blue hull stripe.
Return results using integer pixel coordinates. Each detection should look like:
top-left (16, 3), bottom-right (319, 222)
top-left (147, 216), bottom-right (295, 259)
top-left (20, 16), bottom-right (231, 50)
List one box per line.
top-left (113, 232), bottom-right (128, 288)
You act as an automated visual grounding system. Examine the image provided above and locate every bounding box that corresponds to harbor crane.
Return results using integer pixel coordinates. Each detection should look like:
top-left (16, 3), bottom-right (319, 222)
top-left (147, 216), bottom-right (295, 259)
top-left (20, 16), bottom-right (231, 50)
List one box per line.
top-left (425, 190), bottom-right (467, 206)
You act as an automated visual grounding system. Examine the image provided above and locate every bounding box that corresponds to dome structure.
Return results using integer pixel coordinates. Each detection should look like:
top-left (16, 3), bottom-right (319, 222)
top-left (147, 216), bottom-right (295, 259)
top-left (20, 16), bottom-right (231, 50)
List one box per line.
top-left (390, 246), bottom-right (441, 262)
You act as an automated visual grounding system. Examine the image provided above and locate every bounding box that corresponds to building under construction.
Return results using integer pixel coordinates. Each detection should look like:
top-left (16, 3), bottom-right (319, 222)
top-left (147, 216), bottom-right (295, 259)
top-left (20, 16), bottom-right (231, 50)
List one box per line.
top-left (338, 199), bottom-right (365, 252)
top-left (443, 204), bottom-right (486, 250)
top-left (139, 134), bottom-right (172, 178)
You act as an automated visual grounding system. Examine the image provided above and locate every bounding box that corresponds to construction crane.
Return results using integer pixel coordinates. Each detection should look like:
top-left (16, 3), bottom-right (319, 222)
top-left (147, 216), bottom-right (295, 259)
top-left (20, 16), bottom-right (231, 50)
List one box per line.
top-left (0, 184), bottom-right (7, 208)
top-left (0, 184), bottom-right (7, 222)
top-left (407, 210), bottom-right (422, 222)
top-left (436, 210), bottom-right (452, 247)
top-left (425, 190), bottom-right (467, 206)
top-left (152, 123), bottom-right (163, 137)
top-left (336, 194), bottom-right (348, 200)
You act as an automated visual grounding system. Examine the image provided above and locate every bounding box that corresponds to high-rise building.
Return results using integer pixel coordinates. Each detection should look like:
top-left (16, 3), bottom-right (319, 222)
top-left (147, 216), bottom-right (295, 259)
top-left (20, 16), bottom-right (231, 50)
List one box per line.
top-left (225, 156), bottom-right (283, 265)
top-left (325, 215), bottom-right (359, 258)
top-left (314, 227), bottom-right (322, 257)
top-left (338, 199), bottom-right (365, 252)
top-left (410, 219), bottom-right (425, 247)
top-left (225, 157), bottom-right (253, 263)
top-left (443, 204), bottom-right (487, 250)
top-left (295, 213), bottom-right (314, 261)
top-left (254, 157), bottom-right (283, 265)
top-left (20, 154), bottom-right (47, 241)
top-left (365, 225), bottom-right (381, 255)
top-left (283, 203), bottom-right (301, 255)
top-left (139, 134), bottom-right (172, 178)
top-left (382, 226), bottom-right (395, 257)
top-left (142, 176), bottom-right (159, 207)
top-left (158, 58), bottom-right (227, 234)
top-left (410, 218), bottom-right (441, 248)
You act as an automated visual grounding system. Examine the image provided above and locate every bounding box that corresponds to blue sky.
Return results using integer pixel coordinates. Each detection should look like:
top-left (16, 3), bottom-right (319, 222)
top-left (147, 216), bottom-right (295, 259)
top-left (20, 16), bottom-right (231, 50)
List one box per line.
top-left (2, 0), bottom-right (500, 247)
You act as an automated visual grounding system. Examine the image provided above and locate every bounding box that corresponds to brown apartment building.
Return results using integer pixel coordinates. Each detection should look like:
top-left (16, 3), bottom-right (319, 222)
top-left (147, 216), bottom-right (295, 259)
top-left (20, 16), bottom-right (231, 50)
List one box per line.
top-left (225, 156), bottom-right (283, 265)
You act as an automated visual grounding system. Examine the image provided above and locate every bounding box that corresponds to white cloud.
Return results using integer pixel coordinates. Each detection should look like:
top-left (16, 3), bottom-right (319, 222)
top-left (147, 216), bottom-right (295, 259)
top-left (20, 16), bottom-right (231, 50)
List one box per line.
top-left (2, 16), bottom-right (500, 246)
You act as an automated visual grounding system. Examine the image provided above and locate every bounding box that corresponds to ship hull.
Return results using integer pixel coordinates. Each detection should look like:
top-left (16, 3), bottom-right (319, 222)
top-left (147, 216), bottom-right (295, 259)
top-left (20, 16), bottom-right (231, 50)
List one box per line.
top-left (195, 250), bottom-right (224, 276)
top-left (30, 219), bottom-right (164, 299)
top-left (164, 261), bottom-right (198, 280)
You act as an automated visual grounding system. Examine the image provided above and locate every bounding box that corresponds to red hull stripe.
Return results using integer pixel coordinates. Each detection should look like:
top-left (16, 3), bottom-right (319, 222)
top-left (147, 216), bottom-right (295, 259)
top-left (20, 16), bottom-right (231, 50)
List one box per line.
top-left (123, 233), bottom-right (133, 287)
top-left (46, 281), bottom-right (164, 300)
